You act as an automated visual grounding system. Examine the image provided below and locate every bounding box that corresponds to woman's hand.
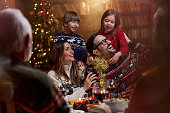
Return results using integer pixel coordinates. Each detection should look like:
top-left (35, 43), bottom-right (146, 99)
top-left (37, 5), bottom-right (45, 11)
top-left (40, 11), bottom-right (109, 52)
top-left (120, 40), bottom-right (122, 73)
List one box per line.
top-left (108, 52), bottom-right (122, 64)
top-left (77, 61), bottom-right (84, 66)
top-left (83, 72), bottom-right (97, 91)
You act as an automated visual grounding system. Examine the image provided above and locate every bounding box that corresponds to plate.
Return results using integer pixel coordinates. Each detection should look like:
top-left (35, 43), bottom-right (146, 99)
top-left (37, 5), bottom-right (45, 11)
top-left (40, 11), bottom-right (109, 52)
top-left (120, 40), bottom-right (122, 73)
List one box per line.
top-left (86, 104), bottom-right (100, 112)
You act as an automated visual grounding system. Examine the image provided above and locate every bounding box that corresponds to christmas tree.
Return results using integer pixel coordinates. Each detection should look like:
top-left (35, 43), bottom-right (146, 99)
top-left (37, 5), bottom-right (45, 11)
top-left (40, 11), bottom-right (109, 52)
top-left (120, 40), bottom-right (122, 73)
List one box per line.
top-left (29, 0), bottom-right (58, 70)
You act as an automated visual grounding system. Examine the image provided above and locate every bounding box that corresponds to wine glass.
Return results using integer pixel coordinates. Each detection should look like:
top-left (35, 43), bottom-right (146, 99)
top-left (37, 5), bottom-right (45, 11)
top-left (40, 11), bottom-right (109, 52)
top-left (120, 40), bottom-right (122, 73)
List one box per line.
top-left (59, 86), bottom-right (66, 96)
top-left (107, 79), bottom-right (117, 92)
top-left (106, 79), bottom-right (117, 98)
top-left (93, 81), bottom-right (108, 102)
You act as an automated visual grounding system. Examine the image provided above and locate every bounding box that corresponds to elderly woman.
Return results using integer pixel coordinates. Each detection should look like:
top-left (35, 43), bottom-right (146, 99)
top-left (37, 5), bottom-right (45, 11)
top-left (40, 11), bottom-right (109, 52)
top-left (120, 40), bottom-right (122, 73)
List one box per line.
top-left (48, 40), bottom-right (96, 102)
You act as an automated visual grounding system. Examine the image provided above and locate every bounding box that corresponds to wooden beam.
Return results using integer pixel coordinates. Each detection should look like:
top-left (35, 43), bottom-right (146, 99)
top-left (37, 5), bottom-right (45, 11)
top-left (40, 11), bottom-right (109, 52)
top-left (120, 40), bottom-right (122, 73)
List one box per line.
top-left (52, 0), bottom-right (79, 4)
top-left (121, 0), bottom-right (151, 4)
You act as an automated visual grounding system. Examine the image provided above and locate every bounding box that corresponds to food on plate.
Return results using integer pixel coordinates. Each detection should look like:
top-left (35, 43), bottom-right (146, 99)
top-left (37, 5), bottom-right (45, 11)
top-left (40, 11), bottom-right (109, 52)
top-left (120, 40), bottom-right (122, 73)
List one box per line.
top-left (73, 99), bottom-right (99, 112)
top-left (68, 100), bottom-right (78, 105)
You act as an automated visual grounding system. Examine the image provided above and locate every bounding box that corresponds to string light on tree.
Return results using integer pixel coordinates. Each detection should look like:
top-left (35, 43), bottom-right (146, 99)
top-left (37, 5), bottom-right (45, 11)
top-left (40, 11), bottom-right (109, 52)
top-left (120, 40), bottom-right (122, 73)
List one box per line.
top-left (29, 0), bottom-right (59, 70)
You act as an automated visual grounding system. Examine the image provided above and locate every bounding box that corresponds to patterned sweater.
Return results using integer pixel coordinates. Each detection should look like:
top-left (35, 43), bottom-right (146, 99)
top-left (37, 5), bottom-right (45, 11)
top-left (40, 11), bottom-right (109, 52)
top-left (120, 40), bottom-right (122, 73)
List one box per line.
top-left (53, 32), bottom-right (87, 63)
top-left (84, 40), bottom-right (151, 97)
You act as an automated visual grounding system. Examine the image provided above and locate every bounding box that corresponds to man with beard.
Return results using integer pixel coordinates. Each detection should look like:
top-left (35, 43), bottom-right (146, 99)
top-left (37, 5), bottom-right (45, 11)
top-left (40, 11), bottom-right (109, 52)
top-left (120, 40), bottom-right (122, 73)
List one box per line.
top-left (85, 34), bottom-right (151, 98)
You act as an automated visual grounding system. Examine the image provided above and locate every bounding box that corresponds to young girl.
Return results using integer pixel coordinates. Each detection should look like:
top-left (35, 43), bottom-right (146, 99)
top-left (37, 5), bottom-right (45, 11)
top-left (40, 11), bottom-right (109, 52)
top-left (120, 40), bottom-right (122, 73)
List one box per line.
top-left (97, 9), bottom-right (129, 64)
top-left (53, 11), bottom-right (87, 66)
top-left (48, 40), bottom-right (96, 102)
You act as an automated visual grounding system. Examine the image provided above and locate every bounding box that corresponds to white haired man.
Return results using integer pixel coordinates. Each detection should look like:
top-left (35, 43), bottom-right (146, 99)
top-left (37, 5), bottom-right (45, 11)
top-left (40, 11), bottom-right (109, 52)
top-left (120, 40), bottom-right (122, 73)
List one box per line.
top-left (0, 8), bottom-right (70, 113)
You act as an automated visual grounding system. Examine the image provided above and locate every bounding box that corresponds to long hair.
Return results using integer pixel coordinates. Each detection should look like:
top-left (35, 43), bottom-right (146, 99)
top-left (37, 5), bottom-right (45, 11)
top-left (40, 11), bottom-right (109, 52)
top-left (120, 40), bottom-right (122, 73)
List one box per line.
top-left (99, 9), bottom-right (120, 37)
top-left (49, 40), bottom-right (82, 84)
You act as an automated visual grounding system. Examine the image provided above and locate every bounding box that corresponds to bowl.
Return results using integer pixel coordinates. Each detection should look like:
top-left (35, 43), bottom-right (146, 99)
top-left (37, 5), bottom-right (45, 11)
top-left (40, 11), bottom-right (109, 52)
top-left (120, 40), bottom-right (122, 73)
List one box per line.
top-left (105, 100), bottom-right (129, 113)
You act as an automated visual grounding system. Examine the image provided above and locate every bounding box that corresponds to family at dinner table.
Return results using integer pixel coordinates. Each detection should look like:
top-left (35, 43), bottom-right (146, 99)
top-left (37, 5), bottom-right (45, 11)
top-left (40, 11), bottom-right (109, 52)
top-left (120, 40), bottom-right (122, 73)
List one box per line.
top-left (0, 0), bottom-right (170, 112)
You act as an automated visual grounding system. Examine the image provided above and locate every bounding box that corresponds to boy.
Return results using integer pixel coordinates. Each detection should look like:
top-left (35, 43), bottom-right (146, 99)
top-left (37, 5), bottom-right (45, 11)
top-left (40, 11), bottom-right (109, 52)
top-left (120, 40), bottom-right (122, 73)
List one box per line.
top-left (53, 11), bottom-right (87, 66)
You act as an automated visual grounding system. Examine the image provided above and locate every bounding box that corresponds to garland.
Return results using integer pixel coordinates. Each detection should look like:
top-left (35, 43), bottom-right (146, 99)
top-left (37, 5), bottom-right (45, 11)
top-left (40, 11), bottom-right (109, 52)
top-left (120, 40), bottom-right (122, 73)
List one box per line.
top-left (92, 57), bottom-right (109, 89)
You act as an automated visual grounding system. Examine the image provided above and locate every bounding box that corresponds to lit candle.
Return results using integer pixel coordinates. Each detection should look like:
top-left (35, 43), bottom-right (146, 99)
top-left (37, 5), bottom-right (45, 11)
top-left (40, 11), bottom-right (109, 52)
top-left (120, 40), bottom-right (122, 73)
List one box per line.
top-left (77, 98), bottom-right (83, 104)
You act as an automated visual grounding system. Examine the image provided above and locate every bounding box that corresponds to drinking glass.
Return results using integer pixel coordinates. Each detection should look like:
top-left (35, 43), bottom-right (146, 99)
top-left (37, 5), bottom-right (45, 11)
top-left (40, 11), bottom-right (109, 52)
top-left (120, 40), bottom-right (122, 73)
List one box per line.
top-left (107, 79), bottom-right (117, 93)
top-left (93, 81), bottom-right (108, 102)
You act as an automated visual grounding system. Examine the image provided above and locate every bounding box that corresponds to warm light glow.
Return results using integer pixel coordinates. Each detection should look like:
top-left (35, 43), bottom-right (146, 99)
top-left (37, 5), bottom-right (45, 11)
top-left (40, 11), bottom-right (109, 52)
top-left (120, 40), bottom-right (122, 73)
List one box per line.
top-left (80, 2), bottom-right (90, 15)
top-left (77, 98), bottom-right (84, 103)
top-left (43, 53), bottom-right (46, 56)
top-left (41, 29), bottom-right (44, 33)
top-left (4, 0), bottom-right (8, 8)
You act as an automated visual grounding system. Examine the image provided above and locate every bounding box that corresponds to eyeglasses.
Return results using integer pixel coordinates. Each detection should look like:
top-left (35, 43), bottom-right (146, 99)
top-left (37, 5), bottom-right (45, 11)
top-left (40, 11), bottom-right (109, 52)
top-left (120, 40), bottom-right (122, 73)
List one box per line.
top-left (94, 37), bottom-right (109, 50)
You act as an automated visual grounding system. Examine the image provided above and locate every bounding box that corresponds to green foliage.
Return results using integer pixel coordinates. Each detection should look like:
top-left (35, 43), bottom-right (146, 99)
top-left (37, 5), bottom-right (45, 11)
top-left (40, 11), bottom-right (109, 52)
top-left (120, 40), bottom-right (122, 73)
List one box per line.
top-left (29, 0), bottom-right (58, 70)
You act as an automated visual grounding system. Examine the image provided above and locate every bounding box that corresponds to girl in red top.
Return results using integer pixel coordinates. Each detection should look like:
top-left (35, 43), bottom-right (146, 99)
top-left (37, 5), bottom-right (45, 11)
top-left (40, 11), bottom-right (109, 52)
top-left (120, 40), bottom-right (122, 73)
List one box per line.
top-left (98, 9), bottom-right (128, 64)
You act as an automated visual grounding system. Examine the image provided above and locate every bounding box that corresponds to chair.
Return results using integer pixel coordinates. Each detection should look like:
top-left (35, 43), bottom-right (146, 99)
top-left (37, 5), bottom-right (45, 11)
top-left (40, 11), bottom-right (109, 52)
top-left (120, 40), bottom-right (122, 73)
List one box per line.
top-left (0, 82), bottom-right (16, 113)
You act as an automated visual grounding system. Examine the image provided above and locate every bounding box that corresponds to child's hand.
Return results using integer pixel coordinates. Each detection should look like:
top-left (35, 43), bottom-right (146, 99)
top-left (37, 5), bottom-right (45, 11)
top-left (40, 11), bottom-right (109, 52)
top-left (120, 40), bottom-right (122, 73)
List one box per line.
top-left (88, 55), bottom-right (94, 64)
top-left (108, 52), bottom-right (122, 64)
top-left (77, 61), bottom-right (84, 66)
top-left (124, 32), bottom-right (131, 44)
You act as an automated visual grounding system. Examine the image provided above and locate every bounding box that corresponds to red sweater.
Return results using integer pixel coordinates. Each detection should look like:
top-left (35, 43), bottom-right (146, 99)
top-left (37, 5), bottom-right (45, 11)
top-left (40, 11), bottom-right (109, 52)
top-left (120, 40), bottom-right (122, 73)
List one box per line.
top-left (98, 28), bottom-right (128, 56)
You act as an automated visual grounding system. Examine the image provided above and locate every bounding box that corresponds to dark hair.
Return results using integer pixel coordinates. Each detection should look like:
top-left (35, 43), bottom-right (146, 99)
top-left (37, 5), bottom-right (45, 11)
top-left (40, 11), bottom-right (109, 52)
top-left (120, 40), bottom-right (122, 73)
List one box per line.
top-left (154, 4), bottom-right (170, 55)
top-left (63, 11), bottom-right (80, 24)
top-left (50, 40), bottom-right (66, 73)
top-left (49, 40), bottom-right (82, 84)
top-left (86, 34), bottom-right (98, 56)
top-left (99, 9), bottom-right (120, 37)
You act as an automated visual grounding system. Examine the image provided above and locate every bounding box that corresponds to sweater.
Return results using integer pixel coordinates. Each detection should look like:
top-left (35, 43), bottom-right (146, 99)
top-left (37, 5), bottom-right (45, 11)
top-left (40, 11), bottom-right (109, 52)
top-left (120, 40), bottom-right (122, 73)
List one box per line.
top-left (54, 32), bottom-right (87, 63)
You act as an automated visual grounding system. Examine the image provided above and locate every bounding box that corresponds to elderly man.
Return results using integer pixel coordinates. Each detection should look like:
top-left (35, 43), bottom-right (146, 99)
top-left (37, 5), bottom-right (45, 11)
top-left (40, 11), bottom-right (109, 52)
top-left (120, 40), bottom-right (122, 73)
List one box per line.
top-left (125, 1), bottom-right (170, 113)
top-left (85, 34), bottom-right (151, 97)
top-left (0, 8), bottom-right (70, 113)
